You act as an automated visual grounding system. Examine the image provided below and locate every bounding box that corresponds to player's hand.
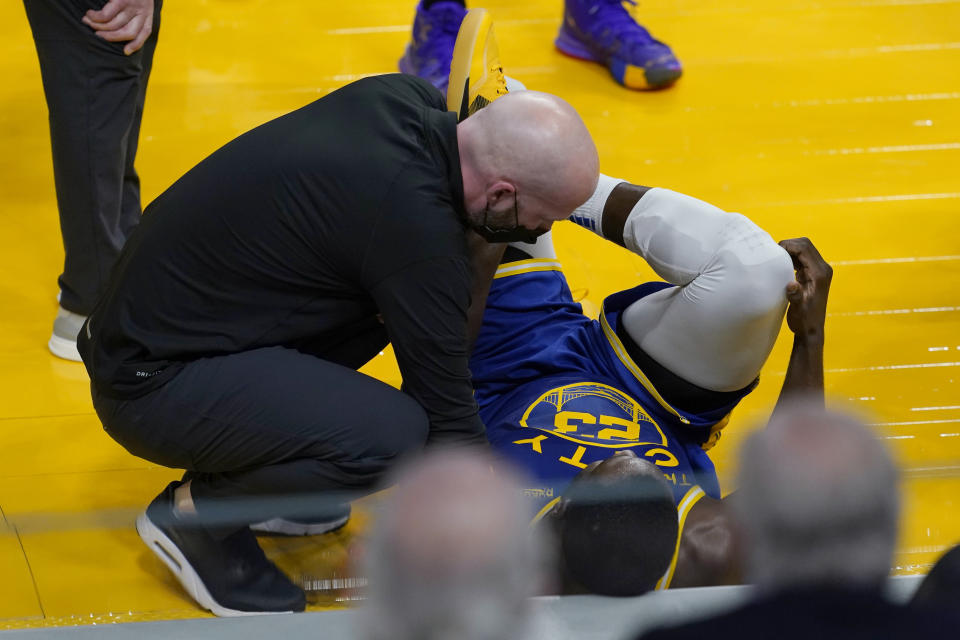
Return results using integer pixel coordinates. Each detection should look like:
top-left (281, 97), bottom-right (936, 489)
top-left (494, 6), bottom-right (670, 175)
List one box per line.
top-left (82, 0), bottom-right (154, 56)
top-left (779, 237), bottom-right (832, 340)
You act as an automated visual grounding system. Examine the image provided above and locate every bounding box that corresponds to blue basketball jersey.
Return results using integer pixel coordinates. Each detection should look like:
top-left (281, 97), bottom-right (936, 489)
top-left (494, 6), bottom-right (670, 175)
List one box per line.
top-left (470, 258), bottom-right (755, 514)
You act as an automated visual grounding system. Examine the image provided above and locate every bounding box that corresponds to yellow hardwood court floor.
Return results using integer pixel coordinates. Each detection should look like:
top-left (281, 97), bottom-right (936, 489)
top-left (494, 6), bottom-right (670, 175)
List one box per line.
top-left (1, 0), bottom-right (958, 628)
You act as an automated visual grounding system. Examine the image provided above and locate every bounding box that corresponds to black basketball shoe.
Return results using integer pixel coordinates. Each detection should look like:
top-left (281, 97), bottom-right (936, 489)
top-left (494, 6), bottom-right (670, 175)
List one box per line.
top-left (136, 482), bottom-right (306, 616)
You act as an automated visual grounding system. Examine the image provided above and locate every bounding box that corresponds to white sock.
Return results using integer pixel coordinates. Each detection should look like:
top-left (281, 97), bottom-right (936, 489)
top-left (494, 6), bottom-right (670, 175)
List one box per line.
top-left (504, 76), bottom-right (527, 92)
top-left (569, 173), bottom-right (625, 238)
top-left (509, 230), bottom-right (557, 259)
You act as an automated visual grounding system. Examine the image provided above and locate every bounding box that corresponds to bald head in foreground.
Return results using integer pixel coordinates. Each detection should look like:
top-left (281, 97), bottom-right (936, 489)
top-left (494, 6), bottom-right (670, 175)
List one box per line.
top-left (635, 402), bottom-right (959, 639)
top-left (735, 401), bottom-right (900, 592)
top-left (362, 450), bottom-right (549, 640)
top-left (458, 90), bottom-right (599, 244)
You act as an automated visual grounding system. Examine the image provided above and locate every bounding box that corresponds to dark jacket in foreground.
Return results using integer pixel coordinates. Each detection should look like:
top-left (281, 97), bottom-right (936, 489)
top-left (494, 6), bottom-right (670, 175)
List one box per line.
top-left (637, 586), bottom-right (960, 640)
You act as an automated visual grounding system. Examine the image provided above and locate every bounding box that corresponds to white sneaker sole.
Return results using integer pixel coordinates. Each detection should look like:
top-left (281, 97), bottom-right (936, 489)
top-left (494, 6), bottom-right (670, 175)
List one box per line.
top-left (136, 511), bottom-right (294, 617)
top-left (48, 333), bottom-right (82, 362)
top-left (250, 514), bottom-right (350, 537)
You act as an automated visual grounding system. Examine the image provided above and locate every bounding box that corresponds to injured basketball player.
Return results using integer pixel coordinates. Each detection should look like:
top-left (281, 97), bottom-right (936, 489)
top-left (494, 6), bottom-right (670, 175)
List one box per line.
top-left (464, 176), bottom-right (831, 596)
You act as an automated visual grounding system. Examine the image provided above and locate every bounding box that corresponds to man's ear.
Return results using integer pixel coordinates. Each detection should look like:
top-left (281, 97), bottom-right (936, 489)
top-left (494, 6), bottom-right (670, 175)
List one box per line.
top-left (486, 181), bottom-right (515, 205)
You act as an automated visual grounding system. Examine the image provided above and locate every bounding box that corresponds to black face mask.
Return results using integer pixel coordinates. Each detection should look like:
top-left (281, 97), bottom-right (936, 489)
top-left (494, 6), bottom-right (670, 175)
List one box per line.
top-left (472, 190), bottom-right (542, 244)
top-left (473, 222), bottom-right (541, 244)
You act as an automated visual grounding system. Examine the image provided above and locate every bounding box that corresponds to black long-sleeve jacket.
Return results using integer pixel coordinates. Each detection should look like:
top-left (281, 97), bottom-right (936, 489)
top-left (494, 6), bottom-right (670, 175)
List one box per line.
top-left (78, 74), bottom-right (486, 446)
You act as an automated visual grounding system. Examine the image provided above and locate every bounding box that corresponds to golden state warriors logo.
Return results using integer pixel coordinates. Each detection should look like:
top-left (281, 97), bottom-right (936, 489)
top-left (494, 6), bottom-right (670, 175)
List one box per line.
top-left (511, 382), bottom-right (682, 472)
top-left (520, 382), bottom-right (668, 449)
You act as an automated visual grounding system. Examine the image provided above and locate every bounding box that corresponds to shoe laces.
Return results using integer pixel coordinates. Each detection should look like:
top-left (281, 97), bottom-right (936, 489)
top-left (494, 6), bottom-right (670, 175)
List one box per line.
top-left (582, 0), bottom-right (669, 57)
top-left (490, 63), bottom-right (508, 97)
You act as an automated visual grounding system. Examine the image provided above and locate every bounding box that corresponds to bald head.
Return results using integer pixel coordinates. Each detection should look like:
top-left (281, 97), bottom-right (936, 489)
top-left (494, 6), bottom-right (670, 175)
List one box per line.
top-left (380, 451), bottom-right (532, 580)
top-left (362, 451), bottom-right (546, 640)
top-left (458, 91), bottom-right (599, 236)
top-left (735, 401), bottom-right (900, 591)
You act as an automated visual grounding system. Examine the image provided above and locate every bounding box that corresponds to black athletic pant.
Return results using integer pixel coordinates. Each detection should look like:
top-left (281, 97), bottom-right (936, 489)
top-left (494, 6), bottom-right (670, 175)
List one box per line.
top-left (91, 332), bottom-right (429, 527)
top-left (24, 0), bottom-right (161, 315)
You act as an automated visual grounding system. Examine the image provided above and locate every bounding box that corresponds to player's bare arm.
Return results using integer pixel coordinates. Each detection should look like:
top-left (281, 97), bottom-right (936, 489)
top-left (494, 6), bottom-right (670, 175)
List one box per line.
top-left (599, 182), bottom-right (651, 246)
top-left (773, 237), bottom-right (832, 413)
top-left (465, 231), bottom-right (507, 350)
top-left (672, 237), bottom-right (832, 588)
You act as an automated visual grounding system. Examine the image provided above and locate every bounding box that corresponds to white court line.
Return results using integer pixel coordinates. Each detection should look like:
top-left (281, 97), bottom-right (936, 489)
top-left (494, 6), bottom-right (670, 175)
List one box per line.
top-left (691, 42), bottom-right (960, 66)
top-left (322, 0), bottom-right (960, 34)
top-left (324, 25), bottom-right (409, 35)
top-left (317, 66), bottom-right (557, 84)
top-left (871, 418), bottom-right (960, 427)
top-left (830, 306), bottom-right (959, 316)
top-left (858, 0), bottom-right (960, 5)
top-left (875, 42), bottom-right (960, 53)
top-left (904, 464), bottom-right (960, 475)
top-left (911, 405), bottom-right (960, 412)
top-left (807, 142), bottom-right (960, 156)
top-left (666, 91), bottom-right (960, 113)
top-left (771, 91), bottom-right (960, 108)
top-left (900, 545), bottom-right (953, 555)
top-left (826, 361), bottom-right (960, 373)
top-left (766, 193), bottom-right (960, 207)
top-left (328, 71), bottom-right (394, 82)
top-left (323, 18), bottom-right (567, 35)
top-left (832, 256), bottom-right (960, 266)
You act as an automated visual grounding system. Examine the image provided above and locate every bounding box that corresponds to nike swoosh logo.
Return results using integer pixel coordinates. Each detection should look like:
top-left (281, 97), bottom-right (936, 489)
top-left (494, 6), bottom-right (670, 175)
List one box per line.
top-left (85, 317), bottom-right (92, 340)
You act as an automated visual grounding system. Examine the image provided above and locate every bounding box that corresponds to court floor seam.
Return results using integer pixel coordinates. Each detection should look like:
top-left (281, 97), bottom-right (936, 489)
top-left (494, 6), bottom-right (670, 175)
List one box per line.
top-left (12, 523), bottom-right (46, 620)
top-left (0, 412), bottom-right (95, 423)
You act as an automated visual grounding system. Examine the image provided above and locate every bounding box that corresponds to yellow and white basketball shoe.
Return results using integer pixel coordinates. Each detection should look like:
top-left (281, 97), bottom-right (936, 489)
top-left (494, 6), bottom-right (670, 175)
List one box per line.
top-left (446, 8), bottom-right (509, 121)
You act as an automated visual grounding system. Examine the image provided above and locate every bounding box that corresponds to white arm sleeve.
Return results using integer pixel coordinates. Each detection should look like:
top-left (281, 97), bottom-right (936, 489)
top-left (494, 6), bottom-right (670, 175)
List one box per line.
top-left (619, 188), bottom-right (795, 391)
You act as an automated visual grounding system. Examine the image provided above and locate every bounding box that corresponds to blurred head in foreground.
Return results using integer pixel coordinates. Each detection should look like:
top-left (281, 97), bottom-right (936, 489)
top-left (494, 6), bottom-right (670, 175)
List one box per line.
top-left (735, 400), bottom-right (900, 593)
top-left (541, 450), bottom-right (678, 596)
top-left (362, 449), bottom-right (548, 640)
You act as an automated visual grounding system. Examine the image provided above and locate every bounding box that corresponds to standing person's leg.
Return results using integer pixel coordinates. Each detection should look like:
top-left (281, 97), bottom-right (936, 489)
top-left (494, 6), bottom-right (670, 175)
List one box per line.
top-left (24, 0), bottom-right (161, 359)
top-left (92, 346), bottom-right (428, 616)
top-left (556, 0), bottom-right (682, 90)
top-left (570, 176), bottom-right (795, 392)
top-left (118, 0), bottom-right (162, 242)
top-left (398, 0), bottom-right (467, 94)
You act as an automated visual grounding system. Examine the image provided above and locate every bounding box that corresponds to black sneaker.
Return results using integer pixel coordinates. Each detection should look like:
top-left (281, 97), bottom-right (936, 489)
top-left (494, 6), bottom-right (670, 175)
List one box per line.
top-left (136, 482), bottom-right (306, 616)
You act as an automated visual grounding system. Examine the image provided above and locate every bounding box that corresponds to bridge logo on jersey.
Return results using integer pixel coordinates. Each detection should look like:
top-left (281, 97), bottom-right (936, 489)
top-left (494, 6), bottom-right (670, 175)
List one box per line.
top-left (518, 382), bottom-right (668, 449)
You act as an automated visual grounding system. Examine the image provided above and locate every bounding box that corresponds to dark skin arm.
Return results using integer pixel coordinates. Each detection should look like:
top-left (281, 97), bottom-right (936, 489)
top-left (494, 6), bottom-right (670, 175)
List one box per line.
top-left (669, 495), bottom-right (742, 587)
top-left (772, 237), bottom-right (832, 413)
top-left (670, 237), bottom-right (832, 588)
top-left (601, 182), bottom-right (652, 246)
top-left (465, 231), bottom-right (507, 351)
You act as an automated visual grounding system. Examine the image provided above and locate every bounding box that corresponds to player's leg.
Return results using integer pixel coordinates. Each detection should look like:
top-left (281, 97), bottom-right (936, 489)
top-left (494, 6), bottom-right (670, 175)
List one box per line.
top-left (570, 177), bottom-right (795, 392)
top-left (398, 0), bottom-right (468, 95)
top-left (118, 1), bottom-right (162, 243)
top-left (556, 0), bottom-right (682, 90)
top-left (469, 225), bottom-right (589, 404)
